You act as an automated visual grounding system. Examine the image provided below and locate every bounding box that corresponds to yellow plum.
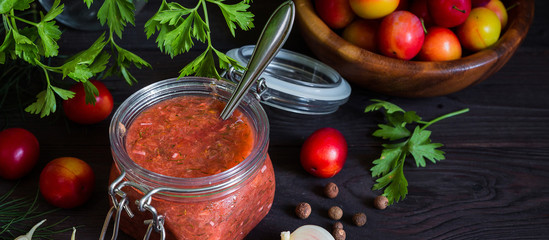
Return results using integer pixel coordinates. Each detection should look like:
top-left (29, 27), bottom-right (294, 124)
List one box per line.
top-left (456, 7), bottom-right (501, 52)
top-left (349, 0), bottom-right (400, 19)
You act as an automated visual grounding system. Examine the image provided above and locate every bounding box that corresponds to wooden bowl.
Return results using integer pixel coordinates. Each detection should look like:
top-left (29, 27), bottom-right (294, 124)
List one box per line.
top-left (294, 0), bottom-right (535, 97)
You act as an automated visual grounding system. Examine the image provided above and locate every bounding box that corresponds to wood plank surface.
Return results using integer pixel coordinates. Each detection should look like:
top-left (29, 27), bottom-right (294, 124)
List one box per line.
top-left (0, 0), bottom-right (548, 239)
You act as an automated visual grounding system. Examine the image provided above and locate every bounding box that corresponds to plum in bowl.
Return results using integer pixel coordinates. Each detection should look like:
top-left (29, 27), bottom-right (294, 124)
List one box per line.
top-left (294, 0), bottom-right (535, 97)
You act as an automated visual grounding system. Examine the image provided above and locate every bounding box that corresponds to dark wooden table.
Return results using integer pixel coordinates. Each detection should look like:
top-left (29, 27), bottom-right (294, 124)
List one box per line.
top-left (1, 1), bottom-right (548, 239)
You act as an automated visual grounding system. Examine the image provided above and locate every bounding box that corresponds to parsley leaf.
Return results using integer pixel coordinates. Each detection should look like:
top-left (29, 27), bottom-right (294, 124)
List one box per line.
top-left (0, 0), bottom-right (33, 13)
top-left (60, 33), bottom-right (108, 81)
top-left (365, 99), bottom-right (406, 114)
top-left (372, 161), bottom-right (408, 204)
top-left (83, 0), bottom-right (93, 8)
top-left (36, 0), bottom-right (64, 58)
top-left (143, 0), bottom-right (172, 39)
top-left (146, 1), bottom-right (206, 57)
top-left (51, 85), bottom-right (75, 100)
top-left (178, 46), bottom-right (217, 79)
top-left (211, 0), bottom-right (254, 37)
top-left (213, 47), bottom-right (243, 71)
top-left (36, 21), bottom-right (61, 57)
top-left (370, 145), bottom-right (403, 178)
top-left (25, 88), bottom-right (55, 117)
top-left (12, 28), bottom-right (38, 64)
top-left (366, 99), bottom-right (469, 205)
top-left (97, 0), bottom-right (136, 39)
top-left (82, 80), bottom-right (99, 104)
top-left (408, 127), bottom-right (445, 167)
top-left (373, 124), bottom-right (410, 141)
top-left (25, 81), bottom-right (75, 118)
top-left (105, 43), bottom-right (151, 85)
top-left (367, 99), bottom-right (422, 141)
top-left (178, 45), bottom-right (245, 79)
top-left (41, 0), bottom-right (63, 22)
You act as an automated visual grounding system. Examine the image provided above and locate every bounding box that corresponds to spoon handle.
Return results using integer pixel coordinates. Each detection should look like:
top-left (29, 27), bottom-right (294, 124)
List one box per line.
top-left (220, 0), bottom-right (295, 120)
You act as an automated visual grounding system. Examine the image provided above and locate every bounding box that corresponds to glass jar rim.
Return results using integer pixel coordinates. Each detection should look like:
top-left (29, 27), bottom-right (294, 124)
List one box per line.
top-left (109, 77), bottom-right (270, 198)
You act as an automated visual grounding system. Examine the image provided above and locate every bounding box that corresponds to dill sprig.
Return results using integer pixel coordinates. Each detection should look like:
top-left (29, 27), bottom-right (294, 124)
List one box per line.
top-left (0, 59), bottom-right (44, 112)
top-left (0, 184), bottom-right (73, 240)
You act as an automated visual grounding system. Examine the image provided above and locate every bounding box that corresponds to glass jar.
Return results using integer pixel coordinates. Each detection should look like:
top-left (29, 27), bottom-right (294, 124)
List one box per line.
top-left (105, 77), bottom-right (275, 240)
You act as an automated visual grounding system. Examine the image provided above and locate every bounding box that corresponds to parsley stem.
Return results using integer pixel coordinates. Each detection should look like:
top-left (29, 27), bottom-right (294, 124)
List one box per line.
top-left (2, 15), bottom-right (10, 32)
top-left (8, 14), bottom-right (37, 26)
top-left (419, 108), bottom-right (470, 130)
top-left (39, 65), bottom-right (51, 88)
top-left (9, 9), bottom-right (17, 29)
top-left (108, 30), bottom-right (118, 49)
top-left (201, 0), bottom-right (212, 47)
top-left (34, 60), bottom-right (61, 74)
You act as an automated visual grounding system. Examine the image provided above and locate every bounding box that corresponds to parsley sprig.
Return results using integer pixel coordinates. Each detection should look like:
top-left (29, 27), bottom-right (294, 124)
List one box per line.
top-left (365, 99), bottom-right (469, 205)
top-left (95, 0), bottom-right (152, 86)
top-left (1, 0), bottom-right (72, 117)
top-left (1, 0), bottom-right (150, 117)
top-left (2, 0), bottom-right (251, 118)
top-left (144, 0), bottom-right (251, 79)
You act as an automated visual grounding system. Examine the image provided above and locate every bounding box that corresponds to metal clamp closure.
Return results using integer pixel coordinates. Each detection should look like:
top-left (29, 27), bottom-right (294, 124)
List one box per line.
top-left (225, 66), bottom-right (268, 100)
top-left (100, 170), bottom-right (166, 240)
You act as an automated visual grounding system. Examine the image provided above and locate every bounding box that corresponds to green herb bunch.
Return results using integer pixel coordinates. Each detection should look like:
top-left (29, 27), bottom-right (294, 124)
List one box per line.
top-left (145, 0), bottom-right (252, 79)
top-left (0, 0), bottom-right (253, 117)
top-left (365, 99), bottom-right (469, 205)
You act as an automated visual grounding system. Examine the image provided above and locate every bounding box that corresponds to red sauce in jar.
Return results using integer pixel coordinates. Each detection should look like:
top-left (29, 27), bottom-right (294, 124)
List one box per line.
top-left (125, 95), bottom-right (254, 178)
top-left (112, 94), bottom-right (275, 240)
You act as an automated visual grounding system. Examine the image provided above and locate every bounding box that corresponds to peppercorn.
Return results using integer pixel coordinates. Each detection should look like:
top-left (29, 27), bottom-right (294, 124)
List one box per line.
top-left (324, 182), bottom-right (339, 198)
top-left (333, 221), bottom-right (343, 230)
top-left (352, 212), bottom-right (367, 227)
top-left (295, 202), bottom-right (311, 219)
top-left (333, 228), bottom-right (346, 240)
top-left (374, 195), bottom-right (389, 210)
top-left (328, 206), bottom-right (343, 220)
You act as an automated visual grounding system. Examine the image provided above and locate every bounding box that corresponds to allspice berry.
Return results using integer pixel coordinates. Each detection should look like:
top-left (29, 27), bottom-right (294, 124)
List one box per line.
top-left (333, 221), bottom-right (343, 230)
top-left (328, 206), bottom-right (343, 220)
top-left (352, 212), bottom-right (367, 227)
top-left (324, 182), bottom-right (339, 198)
top-left (333, 228), bottom-right (346, 240)
top-left (374, 195), bottom-right (389, 210)
top-left (295, 202), bottom-right (311, 219)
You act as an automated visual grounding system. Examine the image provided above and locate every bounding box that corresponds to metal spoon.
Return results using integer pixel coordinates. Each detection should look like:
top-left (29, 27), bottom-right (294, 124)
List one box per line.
top-left (219, 0), bottom-right (295, 120)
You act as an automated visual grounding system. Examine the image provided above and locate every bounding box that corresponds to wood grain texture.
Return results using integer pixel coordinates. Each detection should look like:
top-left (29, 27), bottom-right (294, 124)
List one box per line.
top-left (294, 0), bottom-right (535, 97)
top-left (0, 0), bottom-right (548, 239)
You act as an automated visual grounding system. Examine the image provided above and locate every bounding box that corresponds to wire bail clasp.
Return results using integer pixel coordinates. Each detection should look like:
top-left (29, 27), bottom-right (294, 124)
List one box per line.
top-left (136, 187), bottom-right (167, 240)
top-left (100, 170), bottom-right (166, 240)
top-left (100, 171), bottom-right (132, 240)
top-left (225, 66), bottom-right (269, 101)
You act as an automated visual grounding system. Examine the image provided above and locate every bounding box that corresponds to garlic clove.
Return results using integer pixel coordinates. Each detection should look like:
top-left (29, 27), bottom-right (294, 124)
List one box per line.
top-left (71, 227), bottom-right (77, 240)
top-left (14, 219), bottom-right (47, 240)
top-left (281, 225), bottom-right (335, 240)
top-left (281, 230), bottom-right (291, 240)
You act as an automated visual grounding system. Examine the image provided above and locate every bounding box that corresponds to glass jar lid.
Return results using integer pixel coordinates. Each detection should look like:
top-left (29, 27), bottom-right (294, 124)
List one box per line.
top-left (225, 45), bottom-right (351, 115)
